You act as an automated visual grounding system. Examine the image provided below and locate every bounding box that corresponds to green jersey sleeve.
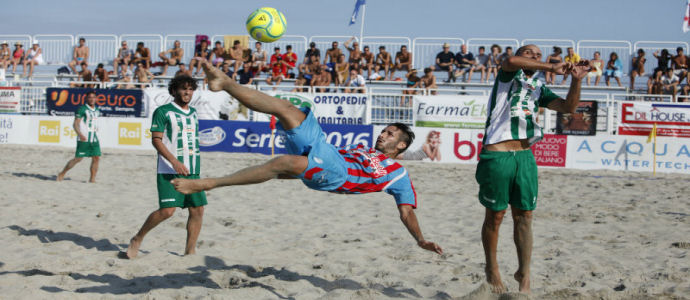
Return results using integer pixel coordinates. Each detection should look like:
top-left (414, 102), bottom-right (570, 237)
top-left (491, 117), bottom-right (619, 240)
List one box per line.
top-left (150, 107), bottom-right (167, 132)
top-left (538, 85), bottom-right (560, 107)
top-left (76, 105), bottom-right (86, 118)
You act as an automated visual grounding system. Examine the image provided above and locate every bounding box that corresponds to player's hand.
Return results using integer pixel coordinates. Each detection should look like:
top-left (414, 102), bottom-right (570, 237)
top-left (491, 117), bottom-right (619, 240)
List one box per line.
top-left (550, 62), bottom-right (572, 75)
top-left (418, 240), bottom-right (443, 255)
top-left (78, 134), bottom-right (87, 142)
top-left (570, 60), bottom-right (593, 80)
top-left (172, 161), bottom-right (190, 176)
top-left (201, 60), bottom-right (232, 92)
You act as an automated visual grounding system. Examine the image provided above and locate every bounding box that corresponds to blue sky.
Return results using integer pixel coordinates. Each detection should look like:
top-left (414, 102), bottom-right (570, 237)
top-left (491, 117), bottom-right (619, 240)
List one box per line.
top-left (1, 0), bottom-right (688, 43)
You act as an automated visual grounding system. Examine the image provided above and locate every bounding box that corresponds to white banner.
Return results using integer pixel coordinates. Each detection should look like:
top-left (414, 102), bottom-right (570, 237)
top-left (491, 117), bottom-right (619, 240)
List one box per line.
top-left (254, 92), bottom-right (368, 124)
top-left (374, 125), bottom-right (485, 163)
top-left (617, 101), bottom-right (690, 138)
top-left (0, 87), bottom-right (21, 113)
top-left (413, 94), bottom-right (488, 129)
top-left (143, 88), bottom-right (249, 121)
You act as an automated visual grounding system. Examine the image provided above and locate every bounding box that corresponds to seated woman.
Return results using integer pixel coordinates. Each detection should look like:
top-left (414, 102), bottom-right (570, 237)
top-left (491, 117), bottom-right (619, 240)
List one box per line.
top-left (630, 49), bottom-right (646, 90)
top-left (544, 46), bottom-right (562, 85)
top-left (604, 52), bottom-right (623, 87)
top-left (586, 51), bottom-right (604, 86)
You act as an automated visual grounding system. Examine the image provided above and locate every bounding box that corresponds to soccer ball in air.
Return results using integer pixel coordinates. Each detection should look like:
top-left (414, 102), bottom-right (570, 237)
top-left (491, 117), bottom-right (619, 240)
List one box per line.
top-left (246, 7), bottom-right (287, 43)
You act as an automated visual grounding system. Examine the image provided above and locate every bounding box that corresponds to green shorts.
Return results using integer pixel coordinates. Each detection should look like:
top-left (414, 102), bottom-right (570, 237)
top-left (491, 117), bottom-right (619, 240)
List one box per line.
top-left (75, 141), bottom-right (101, 157)
top-left (475, 149), bottom-right (538, 211)
top-left (157, 174), bottom-right (207, 209)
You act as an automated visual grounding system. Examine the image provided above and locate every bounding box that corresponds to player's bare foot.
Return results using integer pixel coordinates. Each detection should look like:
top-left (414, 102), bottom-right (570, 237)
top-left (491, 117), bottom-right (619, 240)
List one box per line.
top-left (56, 173), bottom-right (65, 181)
top-left (200, 60), bottom-right (232, 92)
top-left (89, 179), bottom-right (96, 183)
top-left (485, 266), bottom-right (506, 293)
top-left (514, 271), bottom-right (531, 294)
top-left (184, 249), bottom-right (196, 256)
top-left (171, 178), bottom-right (210, 195)
top-left (125, 237), bottom-right (141, 259)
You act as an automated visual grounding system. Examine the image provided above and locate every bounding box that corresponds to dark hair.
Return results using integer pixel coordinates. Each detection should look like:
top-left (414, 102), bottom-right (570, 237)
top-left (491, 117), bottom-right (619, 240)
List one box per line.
top-left (86, 90), bottom-right (96, 96)
top-left (379, 46), bottom-right (385, 49)
top-left (274, 47), bottom-right (280, 51)
top-left (97, 63), bottom-right (104, 68)
top-left (256, 41), bottom-right (262, 45)
top-left (661, 49), bottom-right (669, 56)
top-left (286, 45), bottom-right (292, 50)
top-left (479, 46), bottom-right (485, 51)
top-left (79, 37), bottom-right (86, 42)
top-left (610, 52), bottom-right (618, 60)
top-left (234, 40), bottom-right (240, 45)
top-left (168, 75), bottom-right (198, 96)
top-left (389, 123), bottom-right (415, 153)
top-left (637, 49), bottom-right (645, 55)
top-left (677, 46), bottom-right (684, 53)
top-left (363, 45), bottom-right (369, 50)
top-left (215, 41), bottom-right (221, 44)
top-left (553, 46), bottom-right (562, 54)
top-left (424, 67), bottom-right (431, 73)
top-left (137, 42), bottom-right (144, 46)
top-left (506, 46), bottom-right (513, 50)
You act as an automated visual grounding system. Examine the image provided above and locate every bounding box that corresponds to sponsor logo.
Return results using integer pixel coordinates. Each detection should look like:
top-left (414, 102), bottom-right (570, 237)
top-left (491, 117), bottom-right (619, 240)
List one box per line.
top-left (160, 198), bottom-right (176, 203)
top-left (118, 122), bottom-right (142, 145)
top-left (274, 93), bottom-right (315, 111)
top-left (38, 120), bottom-right (60, 143)
top-left (49, 90), bottom-right (69, 106)
top-left (199, 126), bottom-right (226, 147)
top-left (482, 195), bottom-right (496, 204)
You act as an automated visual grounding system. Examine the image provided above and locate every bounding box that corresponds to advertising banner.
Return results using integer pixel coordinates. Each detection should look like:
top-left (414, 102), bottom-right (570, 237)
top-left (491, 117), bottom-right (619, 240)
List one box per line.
top-left (617, 101), bottom-right (690, 138)
top-left (413, 95), bottom-right (488, 129)
top-left (0, 87), bottom-right (21, 113)
top-left (46, 88), bottom-right (144, 117)
top-left (556, 101), bottom-right (597, 135)
top-left (253, 92), bottom-right (368, 125)
top-left (199, 120), bottom-right (373, 155)
top-left (143, 88), bottom-right (249, 121)
top-left (567, 135), bottom-right (690, 173)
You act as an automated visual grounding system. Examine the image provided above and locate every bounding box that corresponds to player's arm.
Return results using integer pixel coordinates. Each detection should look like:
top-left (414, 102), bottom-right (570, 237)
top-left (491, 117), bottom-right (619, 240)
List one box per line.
top-left (398, 205), bottom-right (443, 255)
top-left (73, 117), bottom-right (86, 141)
top-left (502, 55), bottom-right (571, 74)
top-left (151, 131), bottom-right (189, 176)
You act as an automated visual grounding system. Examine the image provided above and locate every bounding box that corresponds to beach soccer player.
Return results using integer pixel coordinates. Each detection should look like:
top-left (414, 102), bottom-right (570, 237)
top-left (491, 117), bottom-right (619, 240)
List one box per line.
top-left (476, 44), bottom-right (590, 293)
top-left (172, 60), bottom-right (443, 255)
top-left (57, 91), bottom-right (101, 183)
top-left (125, 75), bottom-right (206, 259)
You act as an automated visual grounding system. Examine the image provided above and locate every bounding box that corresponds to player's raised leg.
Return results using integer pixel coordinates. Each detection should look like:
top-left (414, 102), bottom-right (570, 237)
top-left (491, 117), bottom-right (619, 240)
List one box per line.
top-left (57, 157), bottom-right (83, 181)
top-left (126, 207), bottom-right (176, 258)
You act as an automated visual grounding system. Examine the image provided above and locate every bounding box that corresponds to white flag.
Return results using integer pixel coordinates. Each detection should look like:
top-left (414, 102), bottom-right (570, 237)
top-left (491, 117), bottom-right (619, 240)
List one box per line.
top-left (684, 0), bottom-right (690, 33)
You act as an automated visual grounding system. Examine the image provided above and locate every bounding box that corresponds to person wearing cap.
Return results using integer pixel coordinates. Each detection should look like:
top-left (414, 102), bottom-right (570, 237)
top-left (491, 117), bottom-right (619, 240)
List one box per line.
top-left (68, 38), bottom-right (89, 74)
top-left (22, 41), bottom-right (44, 78)
top-left (0, 41), bottom-right (10, 69)
top-left (303, 41), bottom-right (320, 64)
top-left (435, 43), bottom-right (455, 82)
top-left (10, 42), bottom-right (24, 74)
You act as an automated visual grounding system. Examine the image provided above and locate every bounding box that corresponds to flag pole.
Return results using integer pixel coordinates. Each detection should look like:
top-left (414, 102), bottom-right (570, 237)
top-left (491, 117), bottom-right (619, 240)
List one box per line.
top-left (653, 123), bottom-right (657, 176)
top-left (359, 4), bottom-right (366, 50)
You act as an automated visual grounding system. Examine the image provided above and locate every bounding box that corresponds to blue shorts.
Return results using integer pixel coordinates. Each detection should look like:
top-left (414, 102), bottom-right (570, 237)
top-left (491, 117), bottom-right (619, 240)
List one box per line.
top-left (278, 108), bottom-right (346, 191)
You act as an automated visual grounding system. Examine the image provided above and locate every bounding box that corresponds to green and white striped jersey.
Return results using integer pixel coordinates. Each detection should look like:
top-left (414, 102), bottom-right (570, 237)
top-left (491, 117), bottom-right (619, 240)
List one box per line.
top-left (483, 69), bottom-right (560, 146)
top-left (151, 102), bottom-right (201, 175)
top-left (76, 105), bottom-right (99, 143)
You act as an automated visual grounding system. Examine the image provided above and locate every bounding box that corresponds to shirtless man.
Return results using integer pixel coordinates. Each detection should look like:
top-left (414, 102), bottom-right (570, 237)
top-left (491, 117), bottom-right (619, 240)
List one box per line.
top-left (299, 54), bottom-right (321, 87)
top-left (324, 41), bottom-right (342, 65)
top-left (135, 61), bottom-right (154, 87)
top-left (68, 38), bottom-right (89, 74)
top-left (70, 62), bottom-right (93, 88)
top-left (375, 46), bottom-right (392, 80)
top-left (361, 46), bottom-right (375, 78)
top-left (94, 63), bottom-right (108, 85)
top-left (225, 40), bottom-right (245, 76)
top-left (132, 42), bottom-right (152, 69)
top-left (311, 65), bottom-right (332, 93)
top-left (420, 67), bottom-right (437, 95)
top-left (394, 45), bottom-right (412, 80)
top-left (210, 41), bottom-right (226, 68)
top-left (672, 47), bottom-right (688, 82)
top-left (344, 37), bottom-right (362, 71)
top-left (159, 40), bottom-right (184, 76)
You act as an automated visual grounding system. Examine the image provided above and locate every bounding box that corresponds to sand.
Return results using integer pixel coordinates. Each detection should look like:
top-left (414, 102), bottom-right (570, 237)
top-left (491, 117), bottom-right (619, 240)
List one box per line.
top-left (0, 144), bottom-right (688, 299)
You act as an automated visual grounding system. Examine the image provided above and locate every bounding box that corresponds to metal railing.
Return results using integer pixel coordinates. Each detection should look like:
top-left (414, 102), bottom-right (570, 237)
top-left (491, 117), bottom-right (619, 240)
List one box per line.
top-left (119, 34), bottom-right (164, 64)
top-left (576, 40), bottom-right (632, 75)
top-left (77, 34), bottom-right (118, 65)
top-left (412, 37), bottom-right (465, 71)
top-left (521, 38), bottom-right (576, 61)
top-left (33, 34), bottom-right (74, 65)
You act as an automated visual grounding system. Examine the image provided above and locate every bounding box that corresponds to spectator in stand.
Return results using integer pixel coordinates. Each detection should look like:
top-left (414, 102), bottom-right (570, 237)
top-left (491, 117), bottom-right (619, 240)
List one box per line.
top-left (324, 41), bottom-right (342, 66)
top-left (114, 41), bottom-right (133, 75)
top-left (68, 37), bottom-right (89, 74)
top-left (630, 49), bottom-right (646, 90)
top-left (22, 42), bottom-right (44, 78)
top-left (0, 41), bottom-right (10, 70)
top-left (403, 68), bottom-right (421, 97)
top-left (132, 42), bottom-right (151, 69)
top-left (361, 45), bottom-right (375, 78)
top-left (682, 75), bottom-right (690, 100)
top-left (225, 40), bottom-right (245, 77)
top-left (266, 55), bottom-right (287, 90)
top-left (586, 51), bottom-right (604, 86)
top-left (560, 47), bottom-right (581, 84)
top-left (649, 49), bottom-right (671, 89)
top-left (134, 61), bottom-right (154, 87)
top-left (604, 52), bottom-right (623, 87)
top-left (94, 63), bottom-right (108, 85)
top-left (344, 37), bottom-right (363, 72)
top-left (235, 61), bottom-right (255, 85)
top-left (544, 47), bottom-right (563, 84)
top-left (252, 42), bottom-right (268, 75)
top-left (299, 54), bottom-right (320, 87)
top-left (672, 47), bottom-right (688, 82)
top-left (498, 46), bottom-right (513, 66)
top-left (70, 62), bottom-right (93, 88)
top-left (303, 41), bottom-right (321, 64)
top-left (9, 42), bottom-right (24, 74)
top-left (175, 63), bottom-right (193, 78)
top-left (158, 40), bottom-right (184, 76)
top-left (312, 65), bottom-right (333, 93)
top-left (335, 53), bottom-right (349, 86)
top-left (210, 41), bottom-right (226, 68)
top-left (282, 45), bottom-right (298, 77)
top-left (487, 44), bottom-right (502, 82)
top-left (393, 45), bottom-right (412, 80)
top-left (434, 43), bottom-right (455, 82)
top-left (344, 68), bottom-right (365, 93)
top-left (190, 40), bottom-right (211, 76)
top-left (470, 46), bottom-right (490, 83)
top-left (453, 44), bottom-right (475, 82)
top-left (657, 68), bottom-right (680, 101)
top-left (421, 67), bottom-right (438, 95)
top-left (115, 69), bottom-right (135, 89)
top-left (375, 46), bottom-right (392, 80)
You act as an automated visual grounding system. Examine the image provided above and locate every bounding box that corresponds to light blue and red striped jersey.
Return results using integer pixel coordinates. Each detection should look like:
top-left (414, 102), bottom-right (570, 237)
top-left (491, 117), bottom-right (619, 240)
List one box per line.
top-left (332, 143), bottom-right (418, 208)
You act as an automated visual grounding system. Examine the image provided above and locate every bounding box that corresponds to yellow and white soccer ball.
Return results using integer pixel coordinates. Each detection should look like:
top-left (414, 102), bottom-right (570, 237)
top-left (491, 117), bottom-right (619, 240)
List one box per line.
top-left (246, 7), bottom-right (287, 43)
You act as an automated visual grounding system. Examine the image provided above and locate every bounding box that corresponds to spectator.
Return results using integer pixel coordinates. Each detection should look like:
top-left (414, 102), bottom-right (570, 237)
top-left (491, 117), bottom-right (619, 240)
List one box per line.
top-left (235, 61), bottom-right (255, 85)
top-left (586, 51), bottom-right (604, 86)
top-left (22, 42), bottom-right (44, 78)
top-left (361, 45), bottom-right (375, 78)
top-left (190, 40), bottom-right (211, 76)
top-left (344, 37), bottom-right (363, 72)
top-left (225, 40), bottom-right (245, 76)
top-left (649, 49), bottom-right (672, 92)
top-left (132, 42), bottom-right (151, 69)
top-left (0, 41), bottom-right (10, 70)
top-left (393, 45), bottom-right (412, 80)
top-left (375, 46), bottom-right (392, 80)
top-left (94, 63), bottom-right (108, 85)
top-left (266, 55), bottom-right (287, 90)
top-left (421, 67), bottom-right (438, 95)
top-left (134, 61), bottom-right (154, 87)
top-left (498, 46), bottom-right (513, 65)
top-left (544, 46), bottom-right (563, 85)
top-left (299, 54), bottom-right (320, 87)
top-left (115, 69), bottom-right (135, 89)
top-left (334, 53), bottom-right (349, 86)
top-left (454, 44), bottom-right (475, 82)
top-left (9, 42), bottom-right (24, 74)
top-left (657, 68), bottom-right (680, 102)
top-left (487, 44), bottom-right (502, 81)
top-left (68, 37), bottom-right (89, 74)
top-left (324, 41), bottom-right (342, 65)
top-left (403, 68), bottom-right (421, 97)
top-left (114, 41), bottom-right (133, 74)
top-left (282, 45), bottom-right (298, 76)
top-left (672, 47), bottom-right (688, 82)
top-left (630, 49), bottom-right (646, 90)
top-left (175, 63), bottom-right (193, 78)
top-left (303, 41), bottom-right (321, 64)
top-left (344, 68), bottom-right (365, 93)
top-left (434, 43), bottom-right (455, 82)
top-left (70, 62), bottom-right (93, 88)
top-left (604, 52), bottom-right (623, 87)
top-left (682, 75), bottom-right (690, 100)
top-left (210, 41), bottom-right (226, 68)
top-left (560, 47), bottom-right (581, 84)
top-left (252, 41), bottom-right (268, 75)
top-left (312, 66), bottom-right (332, 93)
top-left (470, 46), bottom-right (490, 83)
top-left (158, 40), bottom-right (184, 76)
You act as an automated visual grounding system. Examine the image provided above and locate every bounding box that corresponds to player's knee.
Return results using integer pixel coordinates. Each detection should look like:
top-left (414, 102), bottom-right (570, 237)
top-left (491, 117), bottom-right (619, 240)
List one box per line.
top-left (159, 207), bottom-right (176, 218)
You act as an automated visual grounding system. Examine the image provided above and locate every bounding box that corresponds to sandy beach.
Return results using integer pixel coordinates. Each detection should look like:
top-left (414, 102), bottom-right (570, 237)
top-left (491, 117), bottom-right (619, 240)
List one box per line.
top-left (0, 144), bottom-right (688, 299)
